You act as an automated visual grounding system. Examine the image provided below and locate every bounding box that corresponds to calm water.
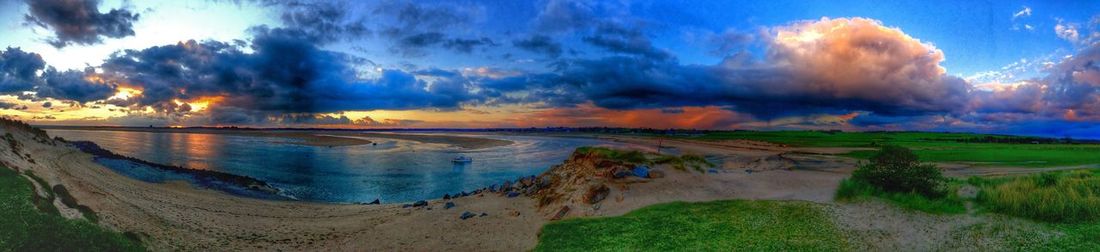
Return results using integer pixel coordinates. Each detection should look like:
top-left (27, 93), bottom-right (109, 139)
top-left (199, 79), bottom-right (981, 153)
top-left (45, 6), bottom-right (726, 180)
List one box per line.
top-left (48, 129), bottom-right (644, 203)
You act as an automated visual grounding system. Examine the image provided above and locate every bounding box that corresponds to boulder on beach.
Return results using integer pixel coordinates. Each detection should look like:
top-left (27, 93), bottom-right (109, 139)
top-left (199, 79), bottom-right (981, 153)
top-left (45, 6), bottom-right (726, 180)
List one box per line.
top-left (413, 200), bottom-right (428, 207)
top-left (444, 202), bottom-right (456, 209)
top-left (460, 211), bottom-right (476, 220)
top-left (368, 199), bottom-right (380, 205)
top-left (506, 191), bottom-right (521, 198)
top-left (584, 184), bottom-right (609, 204)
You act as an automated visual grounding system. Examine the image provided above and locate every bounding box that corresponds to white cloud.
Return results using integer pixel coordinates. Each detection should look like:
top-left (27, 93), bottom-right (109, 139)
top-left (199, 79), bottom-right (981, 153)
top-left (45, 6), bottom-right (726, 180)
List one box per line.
top-left (1012, 6), bottom-right (1031, 20)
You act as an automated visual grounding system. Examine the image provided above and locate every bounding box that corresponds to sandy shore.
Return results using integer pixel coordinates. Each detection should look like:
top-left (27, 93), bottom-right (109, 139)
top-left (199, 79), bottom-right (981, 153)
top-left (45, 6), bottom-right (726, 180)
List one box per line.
top-left (2, 126), bottom-right (1078, 250)
top-left (3, 125), bottom-right (861, 250)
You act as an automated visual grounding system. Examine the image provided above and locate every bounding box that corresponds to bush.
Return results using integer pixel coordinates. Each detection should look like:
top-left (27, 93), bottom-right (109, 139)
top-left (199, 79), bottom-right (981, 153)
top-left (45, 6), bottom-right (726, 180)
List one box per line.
top-left (850, 145), bottom-right (946, 198)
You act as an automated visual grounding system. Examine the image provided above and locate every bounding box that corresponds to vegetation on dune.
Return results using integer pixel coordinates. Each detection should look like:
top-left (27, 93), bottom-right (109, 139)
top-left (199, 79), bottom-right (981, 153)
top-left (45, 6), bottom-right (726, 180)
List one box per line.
top-left (535, 200), bottom-right (847, 251)
top-left (685, 131), bottom-right (1100, 167)
top-left (0, 166), bottom-right (144, 251)
top-left (973, 169), bottom-right (1100, 223)
top-left (575, 146), bottom-right (714, 171)
top-left (836, 145), bottom-right (965, 214)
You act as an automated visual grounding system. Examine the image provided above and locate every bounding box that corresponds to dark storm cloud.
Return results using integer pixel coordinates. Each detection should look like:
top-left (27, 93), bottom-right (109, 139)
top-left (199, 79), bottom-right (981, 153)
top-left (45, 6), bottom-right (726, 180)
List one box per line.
top-left (23, 0), bottom-right (140, 48)
top-left (443, 37), bottom-right (496, 54)
top-left (0, 101), bottom-right (24, 110)
top-left (1040, 43), bottom-right (1100, 119)
top-left (37, 67), bottom-right (116, 102)
top-left (99, 27), bottom-right (480, 123)
top-left (272, 0), bottom-right (370, 44)
top-left (581, 23), bottom-right (671, 60)
top-left (0, 47), bottom-right (45, 94)
top-left (512, 35), bottom-right (563, 58)
top-left (392, 32), bottom-right (496, 56)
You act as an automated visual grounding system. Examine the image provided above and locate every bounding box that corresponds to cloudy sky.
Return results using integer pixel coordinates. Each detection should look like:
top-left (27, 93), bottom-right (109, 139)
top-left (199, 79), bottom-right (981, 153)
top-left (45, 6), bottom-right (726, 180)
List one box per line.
top-left (1, 0), bottom-right (1099, 137)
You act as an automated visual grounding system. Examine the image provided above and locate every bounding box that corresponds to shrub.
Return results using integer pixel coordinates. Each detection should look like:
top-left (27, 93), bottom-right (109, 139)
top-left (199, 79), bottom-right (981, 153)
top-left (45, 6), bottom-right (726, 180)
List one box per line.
top-left (850, 145), bottom-right (946, 198)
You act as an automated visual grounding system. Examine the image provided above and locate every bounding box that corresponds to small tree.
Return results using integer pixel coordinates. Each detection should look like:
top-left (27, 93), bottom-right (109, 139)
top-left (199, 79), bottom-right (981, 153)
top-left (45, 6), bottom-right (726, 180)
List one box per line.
top-left (851, 145), bottom-right (946, 198)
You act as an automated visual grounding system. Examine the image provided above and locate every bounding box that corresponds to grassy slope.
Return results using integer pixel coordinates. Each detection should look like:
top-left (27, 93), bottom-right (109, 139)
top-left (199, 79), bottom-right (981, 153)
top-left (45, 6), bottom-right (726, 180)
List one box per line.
top-left (0, 167), bottom-right (144, 251)
top-left (535, 200), bottom-right (847, 252)
top-left (689, 131), bottom-right (1100, 167)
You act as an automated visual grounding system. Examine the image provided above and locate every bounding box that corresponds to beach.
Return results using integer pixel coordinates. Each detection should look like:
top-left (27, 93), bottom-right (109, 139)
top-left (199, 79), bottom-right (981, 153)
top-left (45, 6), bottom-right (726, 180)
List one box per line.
top-left (2, 126), bottom-right (1088, 250)
top-left (2, 125), bottom-right (866, 250)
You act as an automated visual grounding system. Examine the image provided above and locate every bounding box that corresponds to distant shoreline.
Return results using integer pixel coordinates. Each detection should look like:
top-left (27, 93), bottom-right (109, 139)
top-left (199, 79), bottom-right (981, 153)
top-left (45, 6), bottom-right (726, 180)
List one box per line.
top-left (42, 126), bottom-right (514, 149)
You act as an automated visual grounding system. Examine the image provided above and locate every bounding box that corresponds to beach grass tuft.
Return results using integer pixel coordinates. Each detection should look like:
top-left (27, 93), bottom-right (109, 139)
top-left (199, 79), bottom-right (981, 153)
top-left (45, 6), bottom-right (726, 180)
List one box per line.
top-left (977, 169), bottom-right (1100, 223)
top-left (576, 146), bottom-right (714, 171)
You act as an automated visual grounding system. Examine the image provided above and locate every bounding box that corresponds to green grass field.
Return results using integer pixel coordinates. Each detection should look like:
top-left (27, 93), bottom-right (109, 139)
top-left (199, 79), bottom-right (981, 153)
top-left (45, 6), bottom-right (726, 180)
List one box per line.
top-left (0, 166), bottom-right (144, 251)
top-left (685, 131), bottom-right (1100, 167)
top-left (535, 200), bottom-right (847, 251)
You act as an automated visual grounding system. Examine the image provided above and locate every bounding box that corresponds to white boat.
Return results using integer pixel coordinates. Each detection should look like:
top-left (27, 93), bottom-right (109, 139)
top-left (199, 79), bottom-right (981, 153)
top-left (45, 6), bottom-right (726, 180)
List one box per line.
top-left (452, 156), bottom-right (473, 163)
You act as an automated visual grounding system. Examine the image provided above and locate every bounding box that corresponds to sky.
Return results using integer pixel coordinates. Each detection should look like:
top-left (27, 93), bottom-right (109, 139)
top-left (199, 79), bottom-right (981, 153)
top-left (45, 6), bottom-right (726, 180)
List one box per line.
top-left (0, 0), bottom-right (1099, 138)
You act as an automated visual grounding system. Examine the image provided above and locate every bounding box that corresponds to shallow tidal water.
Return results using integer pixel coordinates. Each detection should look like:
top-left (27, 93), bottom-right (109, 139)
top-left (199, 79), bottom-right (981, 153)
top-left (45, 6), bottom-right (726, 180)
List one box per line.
top-left (48, 129), bottom-right (644, 203)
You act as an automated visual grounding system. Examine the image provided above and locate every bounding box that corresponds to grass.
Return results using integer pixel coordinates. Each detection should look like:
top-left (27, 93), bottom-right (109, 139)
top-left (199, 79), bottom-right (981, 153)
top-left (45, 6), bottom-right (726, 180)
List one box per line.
top-left (681, 131), bottom-right (1100, 168)
top-left (0, 166), bottom-right (144, 251)
top-left (835, 178), bottom-right (966, 214)
top-left (973, 169), bottom-right (1100, 223)
top-left (535, 200), bottom-right (847, 251)
top-left (576, 146), bottom-right (715, 171)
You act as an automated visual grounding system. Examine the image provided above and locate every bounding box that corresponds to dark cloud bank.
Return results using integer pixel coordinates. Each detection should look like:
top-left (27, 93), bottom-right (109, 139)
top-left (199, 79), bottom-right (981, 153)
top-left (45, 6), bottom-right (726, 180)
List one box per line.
top-left (23, 0), bottom-right (140, 48)
top-left (3, 1), bottom-right (1099, 138)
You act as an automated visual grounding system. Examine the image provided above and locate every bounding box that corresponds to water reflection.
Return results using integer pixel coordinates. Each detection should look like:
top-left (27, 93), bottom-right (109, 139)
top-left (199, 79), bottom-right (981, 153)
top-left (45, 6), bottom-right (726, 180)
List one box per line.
top-left (48, 130), bottom-right (643, 203)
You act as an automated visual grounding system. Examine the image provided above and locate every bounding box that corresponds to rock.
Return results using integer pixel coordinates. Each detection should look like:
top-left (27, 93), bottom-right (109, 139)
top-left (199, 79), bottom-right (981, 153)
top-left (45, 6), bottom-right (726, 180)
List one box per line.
top-left (585, 184), bottom-right (610, 204)
top-left (520, 176), bottom-right (534, 187)
top-left (537, 176), bottom-right (552, 188)
top-left (413, 200), bottom-right (428, 207)
top-left (506, 191), bottom-right (521, 198)
top-left (402, 204), bottom-right (412, 208)
top-left (500, 181), bottom-right (512, 192)
top-left (550, 206), bottom-right (570, 220)
top-left (444, 202), bottom-right (456, 209)
top-left (460, 191), bottom-right (470, 197)
top-left (443, 194), bottom-right (451, 200)
top-left (612, 168), bottom-right (632, 178)
top-left (460, 211), bottom-right (476, 220)
top-left (368, 199), bottom-right (380, 205)
top-left (632, 165), bottom-right (650, 178)
top-left (489, 184), bottom-right (498, 192)
top-left (707, 168), bottom-right (719, 174)
top-left (648, 170), bottom-right (665, 178)
top-left (479, 212), bottom-right (488, 217)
